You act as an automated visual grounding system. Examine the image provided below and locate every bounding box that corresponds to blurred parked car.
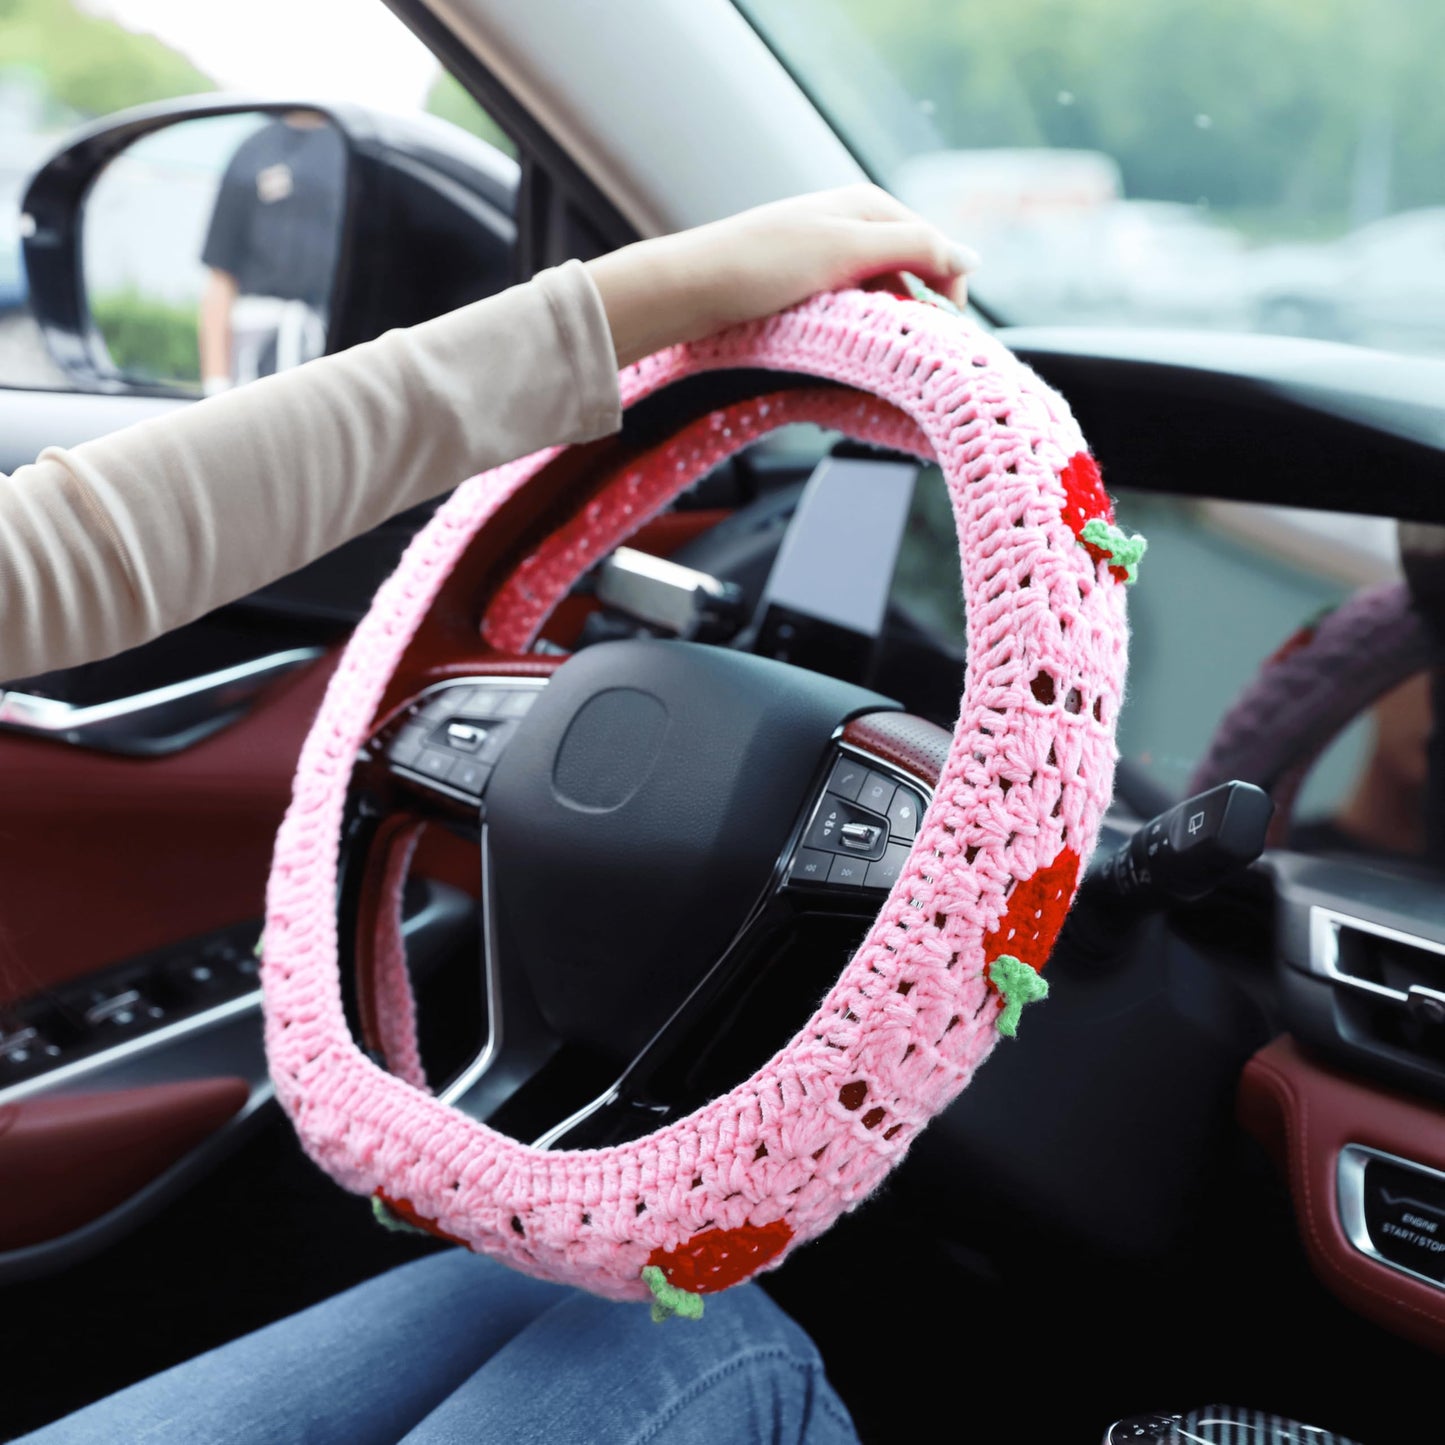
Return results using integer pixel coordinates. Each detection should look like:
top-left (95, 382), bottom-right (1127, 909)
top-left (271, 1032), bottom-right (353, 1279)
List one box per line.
top-left (1251, 208), bottom-right (1445, 352)
top-left (897, 153), bottom-right (1250, 328)
top-left (1103, 200), bottom-right (1249, 327)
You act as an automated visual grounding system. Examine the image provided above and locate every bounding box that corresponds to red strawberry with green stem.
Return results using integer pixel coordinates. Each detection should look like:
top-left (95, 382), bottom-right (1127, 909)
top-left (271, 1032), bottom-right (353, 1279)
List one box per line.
top-left (643, 1220), bottom-right (793, 1320)
top-left (982, 845), bottom-right (1080, 1036)
top-left (1060, 452), bottom-right (1146, 583)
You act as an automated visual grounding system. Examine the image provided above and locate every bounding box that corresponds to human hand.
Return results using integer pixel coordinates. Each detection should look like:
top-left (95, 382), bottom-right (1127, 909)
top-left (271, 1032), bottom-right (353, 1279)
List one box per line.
top-left (586, 185), bottom-right (980, 367)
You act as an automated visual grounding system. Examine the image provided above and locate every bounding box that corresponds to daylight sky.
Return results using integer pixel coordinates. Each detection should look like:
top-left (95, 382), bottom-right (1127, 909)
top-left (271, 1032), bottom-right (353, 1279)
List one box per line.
top-left (92, 0), bottom-right (442, 111)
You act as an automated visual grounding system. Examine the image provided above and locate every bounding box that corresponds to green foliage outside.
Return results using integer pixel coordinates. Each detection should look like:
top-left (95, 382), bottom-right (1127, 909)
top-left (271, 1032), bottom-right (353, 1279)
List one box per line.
top-left (91, 289), bottom-right (199, 385)
top-left (425, 71), bottom-right (516, 159)
top-left (0, 0), bottom-right (213, 121)
top-left (819, 0), bottom-right (1445, 234)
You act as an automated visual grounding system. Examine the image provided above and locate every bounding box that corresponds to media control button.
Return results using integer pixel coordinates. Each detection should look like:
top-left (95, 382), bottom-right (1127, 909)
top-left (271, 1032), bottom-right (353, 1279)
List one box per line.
top-left (449, 759), bottom-right (492, 796)
top-left (828, 854), bottom-right (868, 888)
top-left (866, 844), bottom-right (911, 892)
top-left (803, 795), bottom-right (889, 859)
top-left (840, 821), bottom-right (883, 852)
top-left (789, 848), bottom-right (833, 885)
top-left (441, 721), bottom-right (488, 753)
top-left (414, 748), bottom-right (456, 782)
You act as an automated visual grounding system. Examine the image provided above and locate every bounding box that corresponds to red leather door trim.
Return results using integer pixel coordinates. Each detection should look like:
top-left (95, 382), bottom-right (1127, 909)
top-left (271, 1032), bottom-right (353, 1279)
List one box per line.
top-left (1239, 1035), bottom-right (1445, 1354)
top-left (0, 1078), bottom-right (248, 1250)
top-left (0, 653), bottom-right (339, 1005)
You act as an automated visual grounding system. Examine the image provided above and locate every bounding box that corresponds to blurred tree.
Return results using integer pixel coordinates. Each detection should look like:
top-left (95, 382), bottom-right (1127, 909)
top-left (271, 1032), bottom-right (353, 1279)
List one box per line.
top-left (0, 0), bottom-right (213, 120)
top-left (827, 0), bottom-right (1445, 228)
top-left (424, 71), bottom-right (516, 159)
top-left (91, 287), bottom-right (198, 383)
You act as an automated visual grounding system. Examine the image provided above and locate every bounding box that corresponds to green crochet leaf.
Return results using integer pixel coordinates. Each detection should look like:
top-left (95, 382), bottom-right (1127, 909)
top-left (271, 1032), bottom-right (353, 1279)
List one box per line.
top-left (642, 1264), bottom-right (705, 1323)
top-left (987, 954), bottom-right (1050, 1038)
top-left (371, 1194), bottom-right (428, 1236)
top-left (1080, 518), bottom-right (1148, 583)
top-left (899, 270), bottom-right (965, 318)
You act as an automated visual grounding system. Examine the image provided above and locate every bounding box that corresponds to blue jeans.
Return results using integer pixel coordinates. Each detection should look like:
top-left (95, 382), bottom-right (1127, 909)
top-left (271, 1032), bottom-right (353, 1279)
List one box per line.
top-left (19, 1250), bottom-right (859, 1444)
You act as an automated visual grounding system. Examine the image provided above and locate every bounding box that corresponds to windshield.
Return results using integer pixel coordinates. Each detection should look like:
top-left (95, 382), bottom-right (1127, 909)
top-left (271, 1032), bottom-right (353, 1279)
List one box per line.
top-left (738, 0), bottom-right (1445, 358)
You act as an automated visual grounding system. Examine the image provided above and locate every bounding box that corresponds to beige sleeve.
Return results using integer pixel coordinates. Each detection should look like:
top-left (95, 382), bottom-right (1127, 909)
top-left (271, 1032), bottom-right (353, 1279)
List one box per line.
top-left (0, 259), bottom-right (620, 682)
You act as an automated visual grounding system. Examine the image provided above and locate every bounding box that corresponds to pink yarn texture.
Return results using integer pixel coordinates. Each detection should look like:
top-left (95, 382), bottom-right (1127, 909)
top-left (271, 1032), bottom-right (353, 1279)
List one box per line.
top-left (262, 287), bottom-right (1132, 1302)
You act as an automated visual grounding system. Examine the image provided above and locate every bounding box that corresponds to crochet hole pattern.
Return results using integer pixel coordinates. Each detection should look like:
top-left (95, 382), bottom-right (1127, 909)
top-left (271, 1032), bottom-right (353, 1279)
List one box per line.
top-left (262, 287), bottom-right (1131, 1303)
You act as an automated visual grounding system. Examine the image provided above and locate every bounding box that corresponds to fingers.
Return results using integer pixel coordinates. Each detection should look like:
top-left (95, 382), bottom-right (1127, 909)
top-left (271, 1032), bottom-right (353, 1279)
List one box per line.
top-left (788, 186), bottom-right (980, 308)
top-left (839, 217), bottom-right (980, 292)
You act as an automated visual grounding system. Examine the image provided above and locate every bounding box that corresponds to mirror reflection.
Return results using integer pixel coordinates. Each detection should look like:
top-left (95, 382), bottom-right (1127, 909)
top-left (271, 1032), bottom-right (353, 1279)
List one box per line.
top-left (1113, 492), bottom-right (1442, 870)
top-left (1293, 670), bottom-right (1436, 864)
top-left (82, 110), bottom-right (346, 392)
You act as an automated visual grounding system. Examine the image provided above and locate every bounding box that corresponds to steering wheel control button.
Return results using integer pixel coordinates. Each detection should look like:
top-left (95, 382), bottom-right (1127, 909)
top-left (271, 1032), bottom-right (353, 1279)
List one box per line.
top-left (886, 787), bottom-right (922, 840)
top-left (803, 795), bottom-right (890, 859)
top-left (417, 693), bottom-right (463, 723)
top-left (387, 726), bottom-right (428, 768)
top-left (828, 854), bottom-right (868, 887)
top-left (449, 759), bottom-right (492, 796)
top-left (865, 844), bottom-right (911, 892)
top-left (414, 748), bottom-right (457, 782)
top-left (440, 721), bottom-right (488, 753)
top-left (857, 772), bottom-right (895, 814)
top-left (789, 848), bottom-right (834, 885)
top-left (839, 821), bottom-right (883, 851)
top-left (495, 689), bottom-right (539, 718)
top-left (826, 757), bottom-right (868, 802)
top-left (476, 721), bottom-right (517, 765)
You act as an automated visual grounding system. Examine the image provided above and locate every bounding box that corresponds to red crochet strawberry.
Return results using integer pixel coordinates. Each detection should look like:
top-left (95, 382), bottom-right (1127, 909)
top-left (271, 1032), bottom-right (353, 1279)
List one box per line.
top-left (1059, 452), bottom-right (1145, 583)
top-left (372, 1191), bottom-right (469, 1247)
top-left (984, 845), bottom-right (1081, 971)
top-left (643, 1221), bottom-right (794, 1319)
top-left (982, 846), bottom-right (1081, 1036)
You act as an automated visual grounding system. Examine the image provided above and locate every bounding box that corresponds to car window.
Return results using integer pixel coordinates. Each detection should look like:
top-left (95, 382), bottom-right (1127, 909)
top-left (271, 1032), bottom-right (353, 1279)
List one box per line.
top-left (738, 0), bottom-right (1445, 359)
top-left (0, 0), bottom-right (512, 391)
top-left (893, 468), bottom-right (1435, 863)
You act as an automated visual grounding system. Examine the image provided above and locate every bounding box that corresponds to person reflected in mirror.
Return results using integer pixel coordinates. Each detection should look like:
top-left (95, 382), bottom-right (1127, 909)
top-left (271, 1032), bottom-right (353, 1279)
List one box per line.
top-left (1291, 670), bottom-right (1434, 859)
top-left (198, 110), bottom-right (346, 394)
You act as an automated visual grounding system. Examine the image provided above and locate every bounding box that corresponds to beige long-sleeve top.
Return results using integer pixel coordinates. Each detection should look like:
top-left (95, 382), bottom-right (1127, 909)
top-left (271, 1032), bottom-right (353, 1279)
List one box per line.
top-left (0, 260), bottom-right (621, 683)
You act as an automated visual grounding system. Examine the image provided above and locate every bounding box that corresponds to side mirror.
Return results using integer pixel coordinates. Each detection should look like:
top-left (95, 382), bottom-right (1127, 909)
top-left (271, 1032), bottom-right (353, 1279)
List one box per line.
top-left (21, 96), bottom-right (518, 396)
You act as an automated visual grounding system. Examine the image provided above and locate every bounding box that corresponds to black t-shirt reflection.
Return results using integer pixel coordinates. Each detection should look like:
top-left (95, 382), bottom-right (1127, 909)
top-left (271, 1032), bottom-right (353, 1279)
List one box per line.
top-left (202, 118), bottom-right (346, 309)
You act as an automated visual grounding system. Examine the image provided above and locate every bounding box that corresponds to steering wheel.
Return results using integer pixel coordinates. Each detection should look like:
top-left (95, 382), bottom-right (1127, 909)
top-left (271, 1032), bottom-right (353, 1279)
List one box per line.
top-left (1190, 581), bottom-right (1445, 842)
top-left (261, 284), bottom-right (1135, 1311)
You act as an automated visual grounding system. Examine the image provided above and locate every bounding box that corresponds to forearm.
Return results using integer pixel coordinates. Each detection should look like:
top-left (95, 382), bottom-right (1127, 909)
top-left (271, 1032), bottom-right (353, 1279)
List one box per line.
top-left (0, 261), bottom-right (618, 680)
top-left (0, 186), bottom-right (973, 681)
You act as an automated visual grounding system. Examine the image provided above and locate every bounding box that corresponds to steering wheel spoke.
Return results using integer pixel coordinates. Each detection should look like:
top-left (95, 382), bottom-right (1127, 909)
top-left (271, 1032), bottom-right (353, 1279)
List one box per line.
top-left (529, 727), bottom-right (942, 1151)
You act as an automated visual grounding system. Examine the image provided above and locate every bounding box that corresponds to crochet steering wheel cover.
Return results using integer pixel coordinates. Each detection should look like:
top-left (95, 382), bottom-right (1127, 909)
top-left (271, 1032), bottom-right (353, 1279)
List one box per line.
top-left (262, 288), bottom-right (1131, 1302)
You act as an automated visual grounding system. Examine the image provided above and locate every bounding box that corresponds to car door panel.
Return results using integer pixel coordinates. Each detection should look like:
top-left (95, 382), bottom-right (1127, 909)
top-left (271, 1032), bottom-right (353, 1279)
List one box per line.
top-left (0, 648), bottom-right (338, 1004)
top-left (0, 1078), bottom-right (250, 1253)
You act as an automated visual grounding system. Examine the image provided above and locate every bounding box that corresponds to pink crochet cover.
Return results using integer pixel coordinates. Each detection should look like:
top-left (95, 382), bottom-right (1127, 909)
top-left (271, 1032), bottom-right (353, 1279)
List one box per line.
top-left (262, 286), bottom-right (1133, 1304)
